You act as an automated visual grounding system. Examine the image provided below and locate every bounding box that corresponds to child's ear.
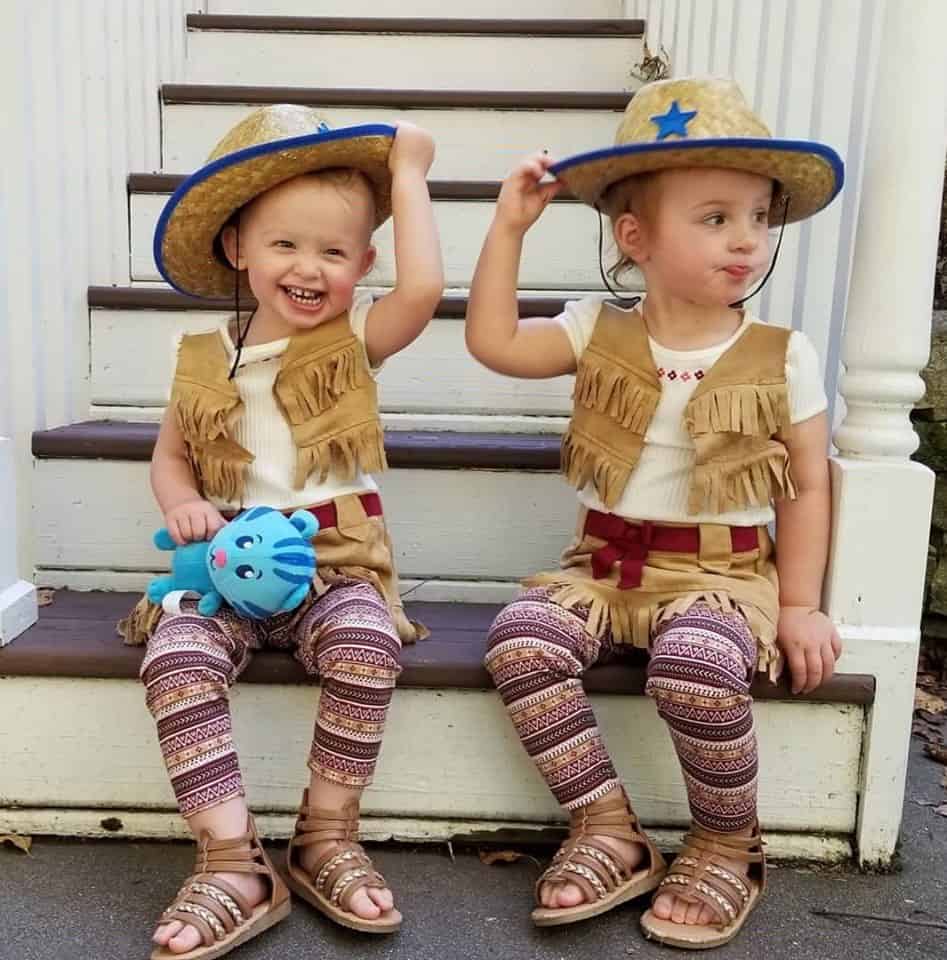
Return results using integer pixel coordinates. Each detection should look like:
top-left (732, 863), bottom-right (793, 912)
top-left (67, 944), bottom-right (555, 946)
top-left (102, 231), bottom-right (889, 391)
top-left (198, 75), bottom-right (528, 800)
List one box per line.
top-left (359, 245), bottom-right (377, 279)
top-left (219, 224), bottom-right (246, 270)
top-left (613, 212), bottom-right (649, 265)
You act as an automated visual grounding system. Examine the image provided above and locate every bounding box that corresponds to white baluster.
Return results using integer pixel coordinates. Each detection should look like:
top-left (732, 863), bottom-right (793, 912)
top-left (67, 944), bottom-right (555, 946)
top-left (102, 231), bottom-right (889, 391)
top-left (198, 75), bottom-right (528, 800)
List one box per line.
top-left (0, 437), bottom-right (38, 646)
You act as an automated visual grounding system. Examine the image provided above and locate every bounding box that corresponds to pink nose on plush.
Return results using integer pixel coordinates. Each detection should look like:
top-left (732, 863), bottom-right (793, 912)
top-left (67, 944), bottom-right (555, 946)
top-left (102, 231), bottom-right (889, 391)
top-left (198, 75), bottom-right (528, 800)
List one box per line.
top-left (212, 549), bottom-right (228, 569)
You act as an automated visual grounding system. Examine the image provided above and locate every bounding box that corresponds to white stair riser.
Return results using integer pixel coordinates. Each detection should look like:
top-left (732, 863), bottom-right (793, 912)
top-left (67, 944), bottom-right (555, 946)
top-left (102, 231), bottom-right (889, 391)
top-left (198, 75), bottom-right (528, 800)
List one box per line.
top-left (132, 192), bottom-right (612, 289)
top-left (204, 1), bottom-right (624, 17)
top-left (163, 103), bottom-right (625, 178)
top-left (33, 460), bottom-right (576, 580)
top-left (0, 678), bottom-right (862, 833)
top-left (185, 30), bottom-right (640, 93)
top-left (90, 308), bottom-right (576, 414)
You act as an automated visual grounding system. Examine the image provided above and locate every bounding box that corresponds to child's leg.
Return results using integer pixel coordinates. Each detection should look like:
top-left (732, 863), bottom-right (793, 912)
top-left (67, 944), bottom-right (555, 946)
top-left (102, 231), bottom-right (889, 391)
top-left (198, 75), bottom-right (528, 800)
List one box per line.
top-left (644, 603), bottom-right (759, 928)
top-left (485, 586), bottom-right (657, 911)
top-left (142, 606), bottom-right (270, 954)
top-left (291, 580), bottom-right (402, 923)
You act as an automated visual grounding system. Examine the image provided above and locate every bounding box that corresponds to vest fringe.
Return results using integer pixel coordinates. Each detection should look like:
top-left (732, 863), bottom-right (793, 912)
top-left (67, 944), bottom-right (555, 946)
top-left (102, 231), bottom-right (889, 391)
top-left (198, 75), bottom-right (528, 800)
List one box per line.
top-left (689, 448), bottom-right (797, 515)
top-left (685, 382), bottom-right (791, 438)
top-left (118, 595), bottom-right (163, 646)
top-left (561, 427), bottom-right (634, 510)
top-left (191, 443), bottom-right (253, 502)
top-left (172, 378), bottom-right (241, 442)
top-left (277, 340), bottom-right (366, 420)
top-left (574, 359), bottom-right (660, 431)
top-left (293, 419), bottom-right (387, 488)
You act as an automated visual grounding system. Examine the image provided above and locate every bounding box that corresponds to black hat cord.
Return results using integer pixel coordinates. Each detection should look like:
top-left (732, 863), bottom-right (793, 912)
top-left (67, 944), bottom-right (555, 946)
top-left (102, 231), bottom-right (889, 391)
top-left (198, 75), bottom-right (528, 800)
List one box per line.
top-left (228, 215), bottom-right (256, 380)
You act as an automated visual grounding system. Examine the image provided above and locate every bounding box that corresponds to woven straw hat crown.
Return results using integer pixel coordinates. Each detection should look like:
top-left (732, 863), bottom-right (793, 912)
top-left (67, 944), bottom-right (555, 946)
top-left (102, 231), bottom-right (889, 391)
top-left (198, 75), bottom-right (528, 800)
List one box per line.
top-left (552, 76), bottom-right (843, 225)
top-left (154, 103), bottom-right (395, 298)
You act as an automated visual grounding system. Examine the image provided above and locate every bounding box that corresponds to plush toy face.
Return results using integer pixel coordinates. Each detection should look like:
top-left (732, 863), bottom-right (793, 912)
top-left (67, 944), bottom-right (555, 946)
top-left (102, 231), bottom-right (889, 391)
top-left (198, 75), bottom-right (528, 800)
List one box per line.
top-left (206, 506), bottom-right (318, 619)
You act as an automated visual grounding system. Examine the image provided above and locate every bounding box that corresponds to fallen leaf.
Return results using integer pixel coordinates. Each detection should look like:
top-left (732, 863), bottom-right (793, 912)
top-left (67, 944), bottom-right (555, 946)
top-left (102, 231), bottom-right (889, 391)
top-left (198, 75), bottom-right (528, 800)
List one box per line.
top-left (0, 833), bottom-right (32, 854)
top-left (915, 688), bottom-right (947, 714)
top-left (36, 588), bottom-right (55, 607)
top-left (924, 742), bottom-right (947, 765)
top-left (934, 804), bottom-right (947, 818)
top-left (479, 849), bottom-right (526, 865)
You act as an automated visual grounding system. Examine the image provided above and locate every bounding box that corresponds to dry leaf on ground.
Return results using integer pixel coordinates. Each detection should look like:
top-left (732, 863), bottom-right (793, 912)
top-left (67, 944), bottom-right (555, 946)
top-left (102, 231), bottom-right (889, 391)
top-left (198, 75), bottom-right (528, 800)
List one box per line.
top-left (478, 849), bottom-right (541, 869)
top-left (935, 804), bottom-right (947, 818)
top-left (924, 742), bottom-right (947, 765)
top-left (36, 588), bottom-right (55, 607)
top-left (0, 833), bottom-right (32, 854)
top-left (915, 688), bottom-right (947, 714)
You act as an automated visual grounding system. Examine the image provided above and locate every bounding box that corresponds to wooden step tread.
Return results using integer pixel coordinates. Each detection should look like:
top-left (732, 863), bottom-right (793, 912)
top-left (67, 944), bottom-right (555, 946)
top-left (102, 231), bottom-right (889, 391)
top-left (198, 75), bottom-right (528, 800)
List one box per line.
top-left (187, 15), bottom-right (645, 37)
top-left (127, 174), bottom-right (577, 203)
top-left (1, 590), bottom-right (874, 705)
top-left (32, 420), bottom-right (561, 469)
top-left (87, 285), bottom-right (569, 316)
top-left (162, 84), bottom-right (631, 110)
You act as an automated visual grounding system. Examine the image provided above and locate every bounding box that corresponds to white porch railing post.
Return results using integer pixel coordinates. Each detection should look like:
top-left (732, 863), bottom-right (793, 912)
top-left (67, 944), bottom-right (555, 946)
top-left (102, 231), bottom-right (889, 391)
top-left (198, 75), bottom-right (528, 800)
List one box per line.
top-left (0, 436), bottom-right (37, 646)
top-left (826, 0), bottom-right (947, 866)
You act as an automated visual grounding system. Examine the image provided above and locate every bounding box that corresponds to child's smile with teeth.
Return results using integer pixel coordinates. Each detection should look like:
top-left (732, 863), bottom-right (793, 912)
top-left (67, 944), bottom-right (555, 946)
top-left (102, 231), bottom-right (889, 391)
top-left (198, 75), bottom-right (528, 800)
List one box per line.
top-left (222, 172), bottom-right (377, 344)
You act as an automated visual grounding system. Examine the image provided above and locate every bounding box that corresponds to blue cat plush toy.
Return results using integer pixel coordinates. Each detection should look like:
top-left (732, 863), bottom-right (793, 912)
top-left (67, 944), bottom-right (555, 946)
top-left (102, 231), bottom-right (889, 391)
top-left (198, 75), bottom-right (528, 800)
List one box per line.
top-left (147, 506), bottom-right (319, 619)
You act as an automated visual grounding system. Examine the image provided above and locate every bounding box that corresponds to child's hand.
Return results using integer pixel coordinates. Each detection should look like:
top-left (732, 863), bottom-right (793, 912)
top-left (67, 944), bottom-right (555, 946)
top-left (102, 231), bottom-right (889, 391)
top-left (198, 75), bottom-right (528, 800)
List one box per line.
top-left (389, 121), bottom-right (435, 177)
top-left (777, 605), bottom-right (843, 695)
top-left (164, 498), bottom-right (227, 546)
top-left (495, 151), bottom-right (562, 234)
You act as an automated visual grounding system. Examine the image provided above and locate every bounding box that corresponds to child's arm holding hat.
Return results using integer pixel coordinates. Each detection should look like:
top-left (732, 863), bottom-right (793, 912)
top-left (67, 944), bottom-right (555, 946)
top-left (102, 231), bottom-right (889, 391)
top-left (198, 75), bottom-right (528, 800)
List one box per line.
top-left (774, 411), bottom-right (843, 694)
top-left (466, 151), bottom-right (577, 378)
top-left (151, 408), bottom-right (227, 546)
top-left (363, 122), bottom-right (443, 365)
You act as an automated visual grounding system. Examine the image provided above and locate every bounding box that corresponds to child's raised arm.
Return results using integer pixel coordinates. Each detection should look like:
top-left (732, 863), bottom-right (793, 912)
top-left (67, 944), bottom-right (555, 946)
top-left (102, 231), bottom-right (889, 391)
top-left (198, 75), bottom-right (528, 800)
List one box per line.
top-left (151, 407), bottom-right (226, 545)
top-left (466, 152), bottom-right (577, 379)
top-left (774, 411), bottom-right (842, 693)
top-left (364, 121), bottom-right (443, 365)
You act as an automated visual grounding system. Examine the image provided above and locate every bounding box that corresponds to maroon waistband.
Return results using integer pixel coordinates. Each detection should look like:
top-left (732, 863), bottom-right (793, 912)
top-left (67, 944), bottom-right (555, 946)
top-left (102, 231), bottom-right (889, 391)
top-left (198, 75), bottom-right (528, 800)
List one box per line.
top-left (224, 492), bottom-right (383, 530)
top-left (584, 509), bottom-right (760, 590)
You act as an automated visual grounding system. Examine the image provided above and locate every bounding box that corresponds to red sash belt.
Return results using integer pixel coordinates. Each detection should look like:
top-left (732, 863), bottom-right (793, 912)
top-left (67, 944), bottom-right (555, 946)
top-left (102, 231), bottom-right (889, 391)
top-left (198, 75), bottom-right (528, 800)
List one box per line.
top-left (584, 509), bottom-right (760, 590)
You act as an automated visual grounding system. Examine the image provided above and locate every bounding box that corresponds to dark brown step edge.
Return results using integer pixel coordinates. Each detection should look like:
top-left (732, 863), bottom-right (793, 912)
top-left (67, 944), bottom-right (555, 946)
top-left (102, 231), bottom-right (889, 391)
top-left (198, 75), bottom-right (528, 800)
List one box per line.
top-left (161, 84), bottom-right (631, 111)
top-left (188, 15), bottom-right (645, 38)
top-left (128, 174), bottom-right (577, 203)
top-left (87, 285), bottom-right (569, 317)
top-left (32, 420), bottom-right (562, 471)
top-left (0, 590), bottom-right (874, 706)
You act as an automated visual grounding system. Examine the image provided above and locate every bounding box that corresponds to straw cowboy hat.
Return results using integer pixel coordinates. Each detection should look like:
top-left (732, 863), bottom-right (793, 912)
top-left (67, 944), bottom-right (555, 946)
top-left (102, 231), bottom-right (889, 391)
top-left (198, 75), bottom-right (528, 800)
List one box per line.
top-left (551, 76), bottom-right (844, 224)
top-left (154, 104), bottom-right (396, 298)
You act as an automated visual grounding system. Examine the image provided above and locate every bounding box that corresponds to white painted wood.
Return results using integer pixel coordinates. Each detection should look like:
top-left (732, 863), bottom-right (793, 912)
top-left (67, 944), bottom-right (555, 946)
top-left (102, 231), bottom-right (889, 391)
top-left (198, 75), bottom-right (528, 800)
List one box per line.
top-left (834, 2), bottom-right (947, 459)
top-left (0, 807), bottom-right (853, 863)
top-left (0, 678), bottom-right (862, 833)
top-left (131, 191), bottom-right (609, 289)
top-left (205, 0), bottom-right (624, 16)
top-left (33, 460), bottom-right (578, 580)
top-left (0, 438), bottom-right (36, 646)
top-left (186, 29), bottom-right (641, 93)
top-left (90, 307), bottom-right (576, 415)
top-left (162, 102), bottom-right (626, 179)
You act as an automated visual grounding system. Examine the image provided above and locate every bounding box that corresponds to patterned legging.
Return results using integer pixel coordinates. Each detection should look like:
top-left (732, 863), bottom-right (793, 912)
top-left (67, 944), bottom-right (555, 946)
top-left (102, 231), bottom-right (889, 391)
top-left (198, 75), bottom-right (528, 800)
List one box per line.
top-left (140, 579), bottom-right (402, 818)
top-left (484, 586), bottom-right (758, 833)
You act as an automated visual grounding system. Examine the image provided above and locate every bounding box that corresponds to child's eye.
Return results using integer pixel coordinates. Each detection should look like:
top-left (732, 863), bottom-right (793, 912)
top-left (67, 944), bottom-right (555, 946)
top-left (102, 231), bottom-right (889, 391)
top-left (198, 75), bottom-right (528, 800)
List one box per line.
top-left (236, 564), bottom-right (261, 580)
top-left (325, 248), bottom-right (345, 257)
top-left (754, 210), bottom-right (769, 224)
top-left (274, 240), bottom-right (294, 249)
top-left (236, 536), bottom-right (254, 549)
top-left (703, 214), bottom-right (725, 226)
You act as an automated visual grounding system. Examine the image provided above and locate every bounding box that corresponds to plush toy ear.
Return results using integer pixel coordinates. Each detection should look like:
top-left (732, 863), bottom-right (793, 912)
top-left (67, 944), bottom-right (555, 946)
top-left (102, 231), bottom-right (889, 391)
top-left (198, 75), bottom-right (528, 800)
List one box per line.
top-left (153, 529), bottom-right (177, 551)
top-left (279, 582), bottom-right (311, 613)
top-left (147, 575), bottom-right (174, 604)
top-left (198, 591), bottom-right (224, 617)
top-left (288, 509), bottom-right (319, 539)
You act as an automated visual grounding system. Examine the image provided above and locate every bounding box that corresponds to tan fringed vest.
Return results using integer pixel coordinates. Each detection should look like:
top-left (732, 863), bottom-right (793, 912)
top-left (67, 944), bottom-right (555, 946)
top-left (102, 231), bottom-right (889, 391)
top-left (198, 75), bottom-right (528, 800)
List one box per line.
top-left (170, 312), bottom-right (386, 499)
top-left (562, 303), bottom-right (796, 514)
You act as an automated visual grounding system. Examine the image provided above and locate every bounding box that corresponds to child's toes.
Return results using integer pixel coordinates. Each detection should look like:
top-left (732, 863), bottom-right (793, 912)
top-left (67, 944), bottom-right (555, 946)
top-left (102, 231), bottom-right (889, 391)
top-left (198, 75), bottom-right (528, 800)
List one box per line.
top-left (670, 894), bottom-right (690, 924)
top-left (168, 923), bottom-right (203, 954)
top-left (651, 891), bottom-right (674, 919)
top-left (153, 920), bottom-right (182, 945)
top-left (367, 886), bottom-right (394, 913)
top-left (684, 900), bottom-right (705, 925)
top-left (348, 887), bottom-right (382, 920)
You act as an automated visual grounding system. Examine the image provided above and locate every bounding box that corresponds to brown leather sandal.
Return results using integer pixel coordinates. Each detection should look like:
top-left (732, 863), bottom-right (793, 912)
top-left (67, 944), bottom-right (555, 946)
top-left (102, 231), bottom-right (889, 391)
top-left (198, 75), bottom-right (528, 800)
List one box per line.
top-left (284, 790), bottom-right (402, 934)
top-left (531, 787), bottom-right (667, 926)
top-left (640, 822), bottom-right (766, 949)
top-left (151, 815), bottom-right (291, 960)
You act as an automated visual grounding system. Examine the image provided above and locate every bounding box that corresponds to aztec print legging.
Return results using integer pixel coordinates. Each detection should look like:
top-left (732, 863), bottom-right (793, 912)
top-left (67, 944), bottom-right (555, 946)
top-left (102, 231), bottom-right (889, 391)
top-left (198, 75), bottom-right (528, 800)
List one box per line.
top-left (484, 587), bottom-right (758, 833)
top-left (140, 579), bottom-right (401, 818)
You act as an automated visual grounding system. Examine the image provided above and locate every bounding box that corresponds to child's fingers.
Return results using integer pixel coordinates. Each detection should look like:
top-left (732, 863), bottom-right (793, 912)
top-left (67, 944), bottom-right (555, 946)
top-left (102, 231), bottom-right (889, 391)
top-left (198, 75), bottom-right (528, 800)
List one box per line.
top-left (803, 644), bottom-right (823, 693)
top-left (169, 519), bottom-right (185, 547)
top-left (191, 512), bottom-right (208, 543)
top-left (830, 628), bottom-right (843, 660)
top-left (820, 640), bottom-right (837, 686)
top-left (787, 649), bottom-right (807, 695)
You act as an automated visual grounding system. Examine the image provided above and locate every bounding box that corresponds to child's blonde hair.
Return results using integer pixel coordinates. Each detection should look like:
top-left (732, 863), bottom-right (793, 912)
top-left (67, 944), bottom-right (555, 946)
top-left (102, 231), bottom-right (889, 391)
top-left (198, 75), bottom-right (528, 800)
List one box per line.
top-left (601, 171), bottom-right (659, 285)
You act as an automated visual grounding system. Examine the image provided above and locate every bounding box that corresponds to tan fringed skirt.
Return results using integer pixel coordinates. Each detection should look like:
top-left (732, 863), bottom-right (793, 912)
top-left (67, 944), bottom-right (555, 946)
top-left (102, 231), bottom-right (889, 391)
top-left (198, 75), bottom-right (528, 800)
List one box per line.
top-left (119, 492), bottom-right (426, 647)
top-left (525, 507), bottom-right (782, 679)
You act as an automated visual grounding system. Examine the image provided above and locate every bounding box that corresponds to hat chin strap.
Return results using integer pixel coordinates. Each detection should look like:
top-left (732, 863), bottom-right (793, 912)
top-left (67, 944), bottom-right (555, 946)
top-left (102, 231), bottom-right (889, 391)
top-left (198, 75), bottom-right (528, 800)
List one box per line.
top-left (593, 194), bottom-right (791, 313)
top-left (228, 214), bottom-right (256, 380)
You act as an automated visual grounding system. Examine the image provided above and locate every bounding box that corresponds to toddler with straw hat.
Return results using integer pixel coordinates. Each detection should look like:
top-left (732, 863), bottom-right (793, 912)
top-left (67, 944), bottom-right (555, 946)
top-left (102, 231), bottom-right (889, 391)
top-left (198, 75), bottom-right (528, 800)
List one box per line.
top-left (122, 104), bottom-right (443, 957)
top-left (467, 76), bottom-right (844, 949)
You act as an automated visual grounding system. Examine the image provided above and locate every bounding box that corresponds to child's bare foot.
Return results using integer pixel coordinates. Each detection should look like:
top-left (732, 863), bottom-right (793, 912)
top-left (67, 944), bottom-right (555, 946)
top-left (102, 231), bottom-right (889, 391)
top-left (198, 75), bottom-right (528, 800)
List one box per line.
top-left (538, 833), bottom-right (646, 908)
top-left (296, 836), bottom-right (395, 920)
top-left (650, 824), bottom-right (754, 926)
top-left (152, 867), bottom-right (268, 953)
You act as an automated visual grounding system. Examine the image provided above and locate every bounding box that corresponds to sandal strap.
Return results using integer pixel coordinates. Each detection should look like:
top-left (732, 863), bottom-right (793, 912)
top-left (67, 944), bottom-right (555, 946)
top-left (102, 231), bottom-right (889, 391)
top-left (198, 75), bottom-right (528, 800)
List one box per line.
top-left (308, 839), bottom-right (387, 913)
top-left (160, 875), bottom-right (250, 945)
top-left (293, 789), bottom-right (359, 845)
top-left (192, 822), bottom-right (270, 876)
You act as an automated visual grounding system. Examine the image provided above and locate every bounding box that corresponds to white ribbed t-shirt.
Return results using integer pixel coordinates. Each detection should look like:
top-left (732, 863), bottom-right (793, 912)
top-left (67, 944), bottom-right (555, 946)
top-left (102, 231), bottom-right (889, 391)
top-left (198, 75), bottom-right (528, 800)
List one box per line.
top-left (556, 297), bottom-right (828, 525)
top-left (195, 291), bottom-right (380, 512)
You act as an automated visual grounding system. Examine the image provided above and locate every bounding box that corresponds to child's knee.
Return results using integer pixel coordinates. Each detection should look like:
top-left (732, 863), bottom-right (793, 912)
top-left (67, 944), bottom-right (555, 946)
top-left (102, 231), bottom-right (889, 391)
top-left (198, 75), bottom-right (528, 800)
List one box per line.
top-left (316, 622), bottom-right (402, 685)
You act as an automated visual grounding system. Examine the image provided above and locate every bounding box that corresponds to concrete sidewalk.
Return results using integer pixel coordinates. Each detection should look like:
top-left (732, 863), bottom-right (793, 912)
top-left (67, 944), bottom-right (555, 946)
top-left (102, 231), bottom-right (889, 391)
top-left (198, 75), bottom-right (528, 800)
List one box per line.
top-left (2, 738), bottom-right (945, 960)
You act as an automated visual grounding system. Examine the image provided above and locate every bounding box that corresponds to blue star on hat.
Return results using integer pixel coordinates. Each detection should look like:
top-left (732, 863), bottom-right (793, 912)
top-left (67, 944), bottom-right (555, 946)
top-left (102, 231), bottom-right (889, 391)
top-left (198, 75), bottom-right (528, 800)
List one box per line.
top-left (650, 101), bottom-right (698, 140)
